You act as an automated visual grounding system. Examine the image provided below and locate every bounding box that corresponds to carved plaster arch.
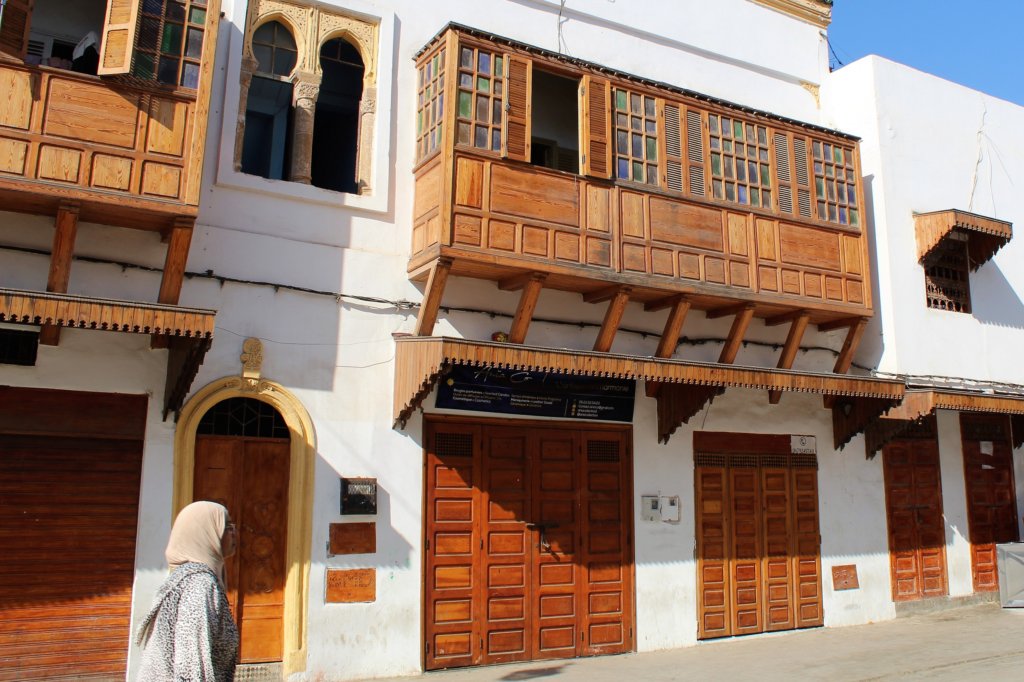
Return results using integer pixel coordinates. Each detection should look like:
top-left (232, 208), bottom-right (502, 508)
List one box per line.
top-left (173, 341), bottom-right (314, 677)
top-left (316, 28), bottom-right (373, 85)
top-left (245, 11), bottom-right (305, 78)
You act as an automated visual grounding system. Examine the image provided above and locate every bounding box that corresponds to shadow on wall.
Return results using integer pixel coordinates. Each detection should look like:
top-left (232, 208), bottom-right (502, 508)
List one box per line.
top-left (857, 174), bottom-right (884, 369)
top-left (971, 263), bottom-right (1024, 329)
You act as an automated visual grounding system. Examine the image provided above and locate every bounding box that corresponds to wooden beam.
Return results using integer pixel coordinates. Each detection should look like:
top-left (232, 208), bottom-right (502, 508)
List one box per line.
top-left (644, 294), bottom-right (686, 313)
top-left (654, 296), bottom-right (691, 359)
top-left (583, 284), bottom-right (625, 304)
top-left (718, 304), bottom-right (755, 364)
top-left (593, 286), bottom-right (631, 352)
top-left (39, 203), bottom-right (80, 346)
top-left (414, 257), bottom-right (453, 336)
top-left (833, 317), bottom-right (867, 374)
top-left (508, 273), bottom-right (546, 344)
top-left (158, 217), bottom-right (195, 305)
top-left (706, 301), bottom-right (754, 320)
top-left (498, 271), bottom-right (542, 292)
top-left (769, 311), bottom-right (810, 404)
top-left (765, 309), bottom-right (808, 327)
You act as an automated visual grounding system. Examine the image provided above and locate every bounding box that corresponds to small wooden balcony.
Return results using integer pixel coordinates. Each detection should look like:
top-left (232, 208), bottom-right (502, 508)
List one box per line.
top-left (411, 26), bottom-right (874, 396)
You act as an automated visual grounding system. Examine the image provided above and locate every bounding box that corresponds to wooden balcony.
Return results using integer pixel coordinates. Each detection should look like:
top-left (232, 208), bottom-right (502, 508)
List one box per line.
top-left (0, 60), bottom-right (205, 232)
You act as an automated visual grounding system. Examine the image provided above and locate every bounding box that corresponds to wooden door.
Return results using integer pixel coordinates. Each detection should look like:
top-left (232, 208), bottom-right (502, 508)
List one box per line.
top-left (961, 414), bottom-right (1019, 592)
top-left (883, 435), bottom-right (948, 602)
top-left (424, 420), bottom-right (633, 671)
top-left (194, 435), bottom-right (290, 663)
top-left (694, 434), bottom-right (822, 640)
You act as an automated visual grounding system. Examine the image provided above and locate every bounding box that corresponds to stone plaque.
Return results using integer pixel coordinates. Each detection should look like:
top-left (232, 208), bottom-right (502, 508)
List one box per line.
top-left (832, 564), bottom-right (859, 591)
top-left (329, 522), bottom-right (376, 555)
top-left (326, 568), bottom-right (376, 603)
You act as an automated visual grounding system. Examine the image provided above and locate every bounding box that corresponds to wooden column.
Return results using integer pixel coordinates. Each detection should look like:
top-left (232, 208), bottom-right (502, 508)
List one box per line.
top-left (501, 272), bottom-right (546, 344)
top-left (819, 316), bottom-right (868, 407)
top-left (158, 218), bottom-right (195, 305)
top-left (768, 311), bottom-right (810, 404)
top-left (588, 286), bottom-right (631, 353)
top-left (710, 303), bottom-right (755, 364)
top-left (39, 203), bottom-right (80, 346)
top-left (645, 295), bottom-right (690, 397)
top-left (415, 258), bottom-right (453, 336)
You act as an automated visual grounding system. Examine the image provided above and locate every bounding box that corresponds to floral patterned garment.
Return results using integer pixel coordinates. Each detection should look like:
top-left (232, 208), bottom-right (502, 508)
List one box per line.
top-left (137, 562), bottom-right (239, 682)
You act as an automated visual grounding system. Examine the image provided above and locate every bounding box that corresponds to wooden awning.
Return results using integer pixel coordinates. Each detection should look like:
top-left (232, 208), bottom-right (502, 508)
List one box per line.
top-left (866, 388), bottom-right (1024, 456)
top-left (0, 288), bottom-right (214, 417)
top-left (394, 336), bottom-right (905, 444)
top-left (915, 209), bottom-right (1012, 270)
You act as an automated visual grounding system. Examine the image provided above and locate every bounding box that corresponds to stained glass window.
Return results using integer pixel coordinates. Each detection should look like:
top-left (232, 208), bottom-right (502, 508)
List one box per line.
top-left (134, 0), bottom-right (208, 89)
top-left (812, 140), bottom-right (859, 227)
top-left (197, 398), bottom-right (289, 438)
top-left (416, 47), bottom-right (446, 161)
top-left (613, 88), bottom-right (658, 185)
top-left (455, 46), bottom-right (503, 153)
top-left (708, 114), bottom-right (771, 209)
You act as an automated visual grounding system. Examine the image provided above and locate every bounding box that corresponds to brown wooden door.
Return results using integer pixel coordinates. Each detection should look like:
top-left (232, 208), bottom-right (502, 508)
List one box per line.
top-left (424, 420), bottom-right (633, 671)
top-left (694, 434), bottom-right (822, 640)
top-left (961, 414), bottom-right (1019, 592)
top-left (194, 435), bottom-right (290, 663)
top-left (883, 436), bottom-right (948, 602)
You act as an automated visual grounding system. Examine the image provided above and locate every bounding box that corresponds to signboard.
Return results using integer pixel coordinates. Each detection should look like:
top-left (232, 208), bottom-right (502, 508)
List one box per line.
top-left (435, 365), bottom-right (635, 422)
top-left (326, 568), bottom-right (376, 603)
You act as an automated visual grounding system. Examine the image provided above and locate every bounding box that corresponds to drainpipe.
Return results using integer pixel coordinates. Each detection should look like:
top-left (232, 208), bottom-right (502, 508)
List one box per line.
top-left (0, 0), bottom-right (7, 35)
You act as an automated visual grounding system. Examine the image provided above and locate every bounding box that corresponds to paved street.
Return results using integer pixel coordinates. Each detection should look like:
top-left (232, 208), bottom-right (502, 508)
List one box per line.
top-left (372, 604), bottom-right (1024, 681)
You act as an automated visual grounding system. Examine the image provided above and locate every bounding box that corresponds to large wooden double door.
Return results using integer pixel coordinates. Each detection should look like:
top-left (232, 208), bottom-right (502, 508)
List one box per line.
top-left (695, 432), bottom-right (823, 640)
top-left (882, 429), bottom-right (948, 602)
top-left (424, 419), bottom-right (634, 670)
top-left (961, 413), bottom-right (1019, 592)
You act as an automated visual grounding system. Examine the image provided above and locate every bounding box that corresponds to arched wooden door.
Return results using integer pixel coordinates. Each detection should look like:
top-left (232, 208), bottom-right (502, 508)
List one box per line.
top-left (193, 398), bottom-right (291, 663)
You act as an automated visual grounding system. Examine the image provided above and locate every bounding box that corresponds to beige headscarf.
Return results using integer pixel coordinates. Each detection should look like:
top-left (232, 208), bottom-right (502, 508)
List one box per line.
top-left (166, 501), bottom-right (230, 585)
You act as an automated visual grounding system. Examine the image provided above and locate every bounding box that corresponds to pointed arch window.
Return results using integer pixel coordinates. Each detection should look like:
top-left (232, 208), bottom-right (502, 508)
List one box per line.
top-left (311, 36), bottom-right (364, 193)
top-left (240, 19), bottom-right (297, 180)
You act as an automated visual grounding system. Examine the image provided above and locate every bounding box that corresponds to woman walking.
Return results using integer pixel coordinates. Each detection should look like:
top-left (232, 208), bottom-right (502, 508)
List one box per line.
top-left (137, 501), bottom-right (239, 681)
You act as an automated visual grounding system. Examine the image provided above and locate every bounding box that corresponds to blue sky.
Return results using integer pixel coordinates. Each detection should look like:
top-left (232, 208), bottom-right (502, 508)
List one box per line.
top-left (827, 1), bottom-right (1024, 107)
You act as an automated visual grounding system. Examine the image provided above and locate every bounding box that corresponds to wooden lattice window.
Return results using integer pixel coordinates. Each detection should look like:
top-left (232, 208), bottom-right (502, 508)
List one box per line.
top-left (812, 139), bottom-right (860, 227)
top-left (456, 45), bottom-right (503, 152)
top-left (613, 88), bottom-right (658, 185)
top-left (134, 0), bottom-right (209, 88)
top-left (923, 234), bottom-right (971, 313)
top-left (708, 114), bottom-right (771, 208)
top-left (416, 47), bottom-right (446, 162)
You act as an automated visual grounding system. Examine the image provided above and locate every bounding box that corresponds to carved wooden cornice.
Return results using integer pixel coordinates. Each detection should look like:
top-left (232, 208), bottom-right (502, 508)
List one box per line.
top-left (750, 0), bottom-right (832, 28)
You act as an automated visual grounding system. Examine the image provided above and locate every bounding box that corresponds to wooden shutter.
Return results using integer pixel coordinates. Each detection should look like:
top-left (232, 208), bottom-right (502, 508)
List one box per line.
top-left (792, 135), bottom-right (813, 218)
top-left (773, 132), bottom-right (794, 214)
top-left (97, 0), bottom-right (140, 76)
top-left (663, 103), bottom-right (683, 193)
top-left (502, 54), bottom-right (531, 161)
top-left (685, 108), bottom-right (706, 197)
top-left (0, 0), bottom-right (33, 60)
top-left (579, 75), bottom-right (611, 178)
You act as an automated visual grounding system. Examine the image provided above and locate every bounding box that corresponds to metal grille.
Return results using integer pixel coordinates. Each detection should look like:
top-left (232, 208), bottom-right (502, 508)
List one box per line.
top-left (234, 663), bottom-right (283, 682)
top-left (924, 236), bottom-right (972, 313)
top-left (0, 328), bottom-right (38, 366)
top-left (587, 440), bottom-right (620, 462)
top-left (694, 451), bottom-right (818, 470)
top-left (435, 432), bottom-right (473, 458)
top-left (789, 453), bottom-right (819, 469)
top-left (196, 398), bottom-right (289, 438)
top-left (760, 454), bottom-right (790, 468)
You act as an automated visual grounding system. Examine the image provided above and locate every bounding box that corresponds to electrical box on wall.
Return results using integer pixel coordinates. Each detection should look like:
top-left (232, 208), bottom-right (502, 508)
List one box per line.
top-left (659, 495), bottom-right (680, 523)
top-left (340, 477), bottom-right (377, 515)
top-left (641, 495), bottom-right (660, 522)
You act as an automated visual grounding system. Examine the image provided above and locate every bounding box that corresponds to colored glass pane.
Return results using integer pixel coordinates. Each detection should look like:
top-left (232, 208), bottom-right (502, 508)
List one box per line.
top-left (161, 23), bottom-right (183, 54)
top-left (712, 180), bottom-right (723, 199)
top-left (458, 91), bottom-right (472, 118)
top-left (630, 93), bottom-right (641, 114)
top-left (737, 185), bottom-right (748, 204)
top-left (157, 57), bottom-right (178, 84)
top-left (725, 183), bottom-right (735, 201)
top-left (617, 131), bottom-right (628, 154)
top-left (734, 120), bottom-right (743, 139)
top-left (492, 99), bottom-right (501, 124)
top-left (492, 129), bottom-right (501, 152)
top-left (167, 2), bottom-right (186, 21)
top-left (474, 124), bottom-right (488, 148)
top-left (709, 116), bottom-right (719, 134)
top-left (460, 48), bottom-right (472, 68)
top-left (645, 97), bottom-right (655, 117)
top-left (616, 90), bottom-right (627, 111)
top-left (476, 95), bottom-right (488, 122)
top-left (180, 61), bottom-right (199, 88)
top-left (457, 122), bottom-right (471, 144)
top-left (735, 160), bottom-right (746, 181)
top-left (617, 158), bottom-right (629, 179)
top-left (478, 52), bottom-right (490, 74)
top-left (750, 188), bottom-right (759, 205)
top-left (646, 137), bottom-right (657, 161)
top-left (494, 56), bottom-right (503, 77)
top-left (632, 161), bottom-right (643, 182)
top-left (632, 134), bottom-right (642, 157)
top-left (459, 73), bottom-right (472, 87)
top-left (711, 153), bottom-right (721, 176)
top-left (190, 7), bottom-right (206, 24)
top-left (477, 76), bottom-right (490, 93)
top-left (185, 27), bottom-right (203, 58)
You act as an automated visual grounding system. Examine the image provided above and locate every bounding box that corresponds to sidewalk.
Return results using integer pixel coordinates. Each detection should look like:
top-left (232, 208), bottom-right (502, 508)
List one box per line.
top-left (371, 604), bottom-right (1024, 681)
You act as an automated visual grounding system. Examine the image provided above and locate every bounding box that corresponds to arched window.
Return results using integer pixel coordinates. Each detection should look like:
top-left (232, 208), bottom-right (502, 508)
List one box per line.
top-left (196, 397), bottom-right (289, 438)
top-left (311, 37), bottom-right (364, 194)
top-left (241, 20), bottom-right (297, 180)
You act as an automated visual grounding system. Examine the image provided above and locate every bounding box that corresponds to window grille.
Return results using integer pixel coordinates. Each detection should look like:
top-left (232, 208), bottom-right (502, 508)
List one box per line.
top-left (197, 398), bottom-right (289, 438)
top-left (923, 235), bottom-right (971, 313)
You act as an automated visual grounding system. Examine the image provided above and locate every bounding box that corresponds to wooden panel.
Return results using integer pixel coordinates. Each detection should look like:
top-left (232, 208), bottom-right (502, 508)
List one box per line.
top-left (0, 138), bottom-right (28, 174)
top-left (37, 146), bottom-right (80, 183)
top-left (585, 185), bottom-right (610, 232)
top-left (580, 75), bottom-right (611, 178)
top-left (141, 162), bottom-right (182, 198)
top-left (415, 162), bottom-right (443, 220)
top-left (883, 437), bottom-right (948, 602)
top-left (961, 414), bottom-right (1019, 592)
top-left (454, 214), bottom-right (482, 246)
top-left (325, 569), bottom-right (376, 603)
top-left (0, 68), bottom-right (33, 129)
top-left (649, 196), bottom-right (723, 251)
top-left (91, 154), bottom-right (134, 191)
top-left (842, 235), bottom-right (863, 275)
top-left (696, 465), bottom-right (730, 639)
top-left (455, 157), bottom-right (484, 208)
top-left (791, 467), bottom-right (822, 627)
top-left (756, 219), bottom-right (777, 261)
top-left (503, 56), bottom-right (531, 162)
top-left (147, 98), bottom-right (188, 156)
top-left (489, 220), bottom-right (516, 251)
top-left (762, 467), bottom-right (794, 631)
top-left (0, 387), bottom-right (143, 681)
top-left (98, 0), bottom-right (140, 75)
top-left (329, 522), bottom-right (376, 555)
top-left (831, 565), bottom-right (859, 590)
top-left (44, 80), bottom-right (140, 149)
top-left (491, 164), bottom-right (579, 227)
top-left (620, 191), bottom-right (645, 238)
top-left (0, 386), bottom-right (147, 440)
top-left (729, 467), bottom-right (761, 635)
top-left (0, 0), bottom-right (33, 61)
top-left (554, 232), bottom-right (580, 262)
top-left (779, 223), bottom-right (841, 271)
top-left (727, 214), bottom-right (749, 256)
